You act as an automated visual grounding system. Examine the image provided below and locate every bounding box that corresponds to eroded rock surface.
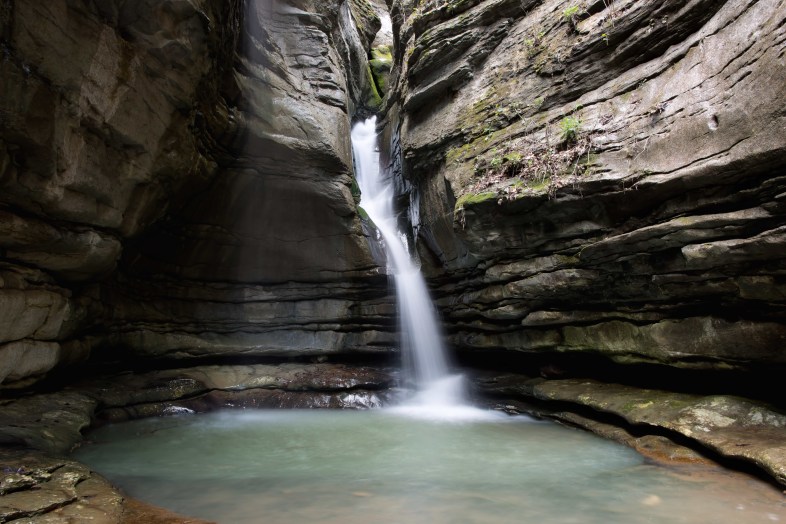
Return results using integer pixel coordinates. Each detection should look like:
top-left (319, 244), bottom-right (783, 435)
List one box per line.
top-left (0, 0), bottom-right (398, 386)
top-left (385, 0), bottom-right (786, 369)
top-left (477, 373), bottom-right (786, 485)
top-left (0, 363), bottom-right (396, 454)
top-left (0, 0), bottom-right (239, 386)
top-left (97, 0), bottom-right (398, 365)
top-left (0, 449), bottom-right (215, 523)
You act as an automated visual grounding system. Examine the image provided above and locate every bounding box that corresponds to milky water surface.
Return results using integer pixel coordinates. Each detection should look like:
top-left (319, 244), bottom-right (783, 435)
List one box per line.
top-left (73, 409), bottom-right (786, 524)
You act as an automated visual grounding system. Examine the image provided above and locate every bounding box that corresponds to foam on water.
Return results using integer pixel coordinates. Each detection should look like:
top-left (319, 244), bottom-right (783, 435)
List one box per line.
top-left (387, 375), bottom-right (506, 422)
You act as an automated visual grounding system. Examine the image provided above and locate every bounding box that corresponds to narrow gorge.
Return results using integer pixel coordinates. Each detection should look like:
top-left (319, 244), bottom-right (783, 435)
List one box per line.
top-left (1, 0), bottom-right (785, 521)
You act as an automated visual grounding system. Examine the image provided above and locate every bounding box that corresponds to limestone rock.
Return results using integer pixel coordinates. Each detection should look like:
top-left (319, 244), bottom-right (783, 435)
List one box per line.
top-left (0, 0), bottom-right (234, 385)
top-left (532, 379), bottom-right (786, 486)
top-left (0, 448), bottom-right (211, 523)
top-left (84, 363), bottom-right (398, 409)
top-left (475, 373), bottom-right (786, 486)
top-left (0, 0), bottom-right (395, 383)
top-left (0, 363), bottom-right (396, 454)
top-left (0, 340), bottom-right (61, 386)
top-left (385, 0), bottom-right (786, 370)
top-left (0, 391), bottom-right (96, 454)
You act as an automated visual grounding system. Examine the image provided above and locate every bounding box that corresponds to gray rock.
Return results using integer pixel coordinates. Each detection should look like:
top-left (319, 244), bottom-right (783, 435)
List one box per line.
top-left (383, 0), bottom-right (786, 371)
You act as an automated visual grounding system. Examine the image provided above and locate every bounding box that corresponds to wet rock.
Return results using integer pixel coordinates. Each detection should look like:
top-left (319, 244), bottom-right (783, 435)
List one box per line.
top-left (0, 450), bottom-right (123, 523)
top-left (0, 392), bottom-right (96, 454)
top-left (480, 375), bottom-right (786, 486)
top-left (0, 363), bottom-right (397, 453)
top-left (98, 389), bottom-right (396, 422)
top-left (0, 449), bottom-right (212, 523)
top-left (84, 363), bottom-right (398, 408)
top-left (0, 0), bottom-right (397, 383)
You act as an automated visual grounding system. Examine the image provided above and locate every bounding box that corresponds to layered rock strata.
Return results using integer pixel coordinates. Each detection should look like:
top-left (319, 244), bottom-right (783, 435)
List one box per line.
top-left (2, 0), bottom-right (786, 507)
top-left (0, 0), bottom-right (240, 387)
top-left (106, 0), bottom-right (399, 364)
top-left (388, 0), bottom-right (786, 370)
top-left (0, 0), bottom-right (398, 388)
top-left (475, 372), bottom-right (786, 485)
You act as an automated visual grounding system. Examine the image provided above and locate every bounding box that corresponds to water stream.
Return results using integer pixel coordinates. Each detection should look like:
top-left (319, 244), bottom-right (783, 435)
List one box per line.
top-left (351, 117), bottom-right (463, 409)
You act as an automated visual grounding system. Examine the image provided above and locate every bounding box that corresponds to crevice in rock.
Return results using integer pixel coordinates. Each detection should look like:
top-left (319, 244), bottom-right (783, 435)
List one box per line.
top-left (460, 350), bottom-right (786, 409)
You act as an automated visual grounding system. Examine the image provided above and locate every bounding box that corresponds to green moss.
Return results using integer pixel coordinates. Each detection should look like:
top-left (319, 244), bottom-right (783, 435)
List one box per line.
top-left (371, 45), bottom-right (392, 62)
top-left (350, 177), bottom-right (361, 204)
top-left (446, 142), bottom-right (474, 165)
top-left (369, 45), bottom-right (393, 95)
top-left (356, 205), bottom-right (379, 230)
top-left (364, 63), bottom-right (383, 108)
top-left (527, 179), bottom-right (549, 192)
top-left (455, 191), bottom-right (497, 211)
top-left (503, 152), bottom-right (523, 165)
top-left (562, 5), bottom-right (580, 21)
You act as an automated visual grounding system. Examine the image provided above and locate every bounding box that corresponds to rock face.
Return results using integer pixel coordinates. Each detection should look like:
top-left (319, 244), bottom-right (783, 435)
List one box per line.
top-left (0, 448), bottom-right (129, 524)
top-left (0, 0), bottom-right (238, 386)
top-left (384, 0), bottom-right (786, 371)
top-left (105, 0), bottom-right (398, 362)
top-left (476, 373), bottom-right (786, 485)
top-left (0, 0), bottom-right (397, 386)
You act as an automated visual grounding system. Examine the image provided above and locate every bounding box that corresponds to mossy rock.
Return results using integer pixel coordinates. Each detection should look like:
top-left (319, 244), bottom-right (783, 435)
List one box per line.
top-left (349, 0), bottom-right (381, 49)
top-left (356, 205), bottom-right (378, 230)
top-left (370, 45), bottom-right (393, 95)
top-left (350, 177), bottom-right (362, 204)
top-left (364, 63), bottom-right (383, 109)
top-left (455, 191), bottom-right (497, 211)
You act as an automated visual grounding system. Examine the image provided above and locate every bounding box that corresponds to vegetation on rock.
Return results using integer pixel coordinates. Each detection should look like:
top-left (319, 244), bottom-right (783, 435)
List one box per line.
top-left (369, 45), bottom-right (393, 97)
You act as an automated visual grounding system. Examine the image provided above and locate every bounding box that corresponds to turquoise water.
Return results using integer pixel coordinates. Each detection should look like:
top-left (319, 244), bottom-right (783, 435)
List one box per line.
top-left (74, 409), bottom-right (786, 523)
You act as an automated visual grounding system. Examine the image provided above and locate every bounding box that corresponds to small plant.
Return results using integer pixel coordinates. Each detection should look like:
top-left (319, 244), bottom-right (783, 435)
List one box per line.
top-left (562, 5), bottom-right (581, 25)
top-left (601, 32), bottom-right (609, 45)
top-left (503, 152), bottom-right (523, 165)
top-left (532, 96), bottom-right (545, 109)
top-left (559, 115), bottom-right (582, 143)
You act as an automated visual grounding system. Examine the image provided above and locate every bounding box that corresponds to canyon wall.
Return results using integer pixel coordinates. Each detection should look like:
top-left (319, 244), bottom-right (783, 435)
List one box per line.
top-left (0, 0), bottom-right (236, 386)
top-left (385, 0), bottom-right (786, 374)
top-left (0, 0), bottom-right (396, 388)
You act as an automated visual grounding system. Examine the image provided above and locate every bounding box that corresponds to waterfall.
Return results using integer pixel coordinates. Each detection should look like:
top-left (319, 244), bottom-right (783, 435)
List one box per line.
top-left (351, 117), bottom-right (464, 408)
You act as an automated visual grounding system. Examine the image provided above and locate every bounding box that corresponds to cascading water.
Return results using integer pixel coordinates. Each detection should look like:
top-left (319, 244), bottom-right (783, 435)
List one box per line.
top-left (351, 117), bottom-right (464, 408)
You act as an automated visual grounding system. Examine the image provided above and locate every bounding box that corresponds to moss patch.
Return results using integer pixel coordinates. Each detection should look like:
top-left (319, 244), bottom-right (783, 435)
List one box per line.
top-left (364, 63), bottom-right (383, 109)
top-left (370, 45), bottom-right (393, 96)
top-left (455, 191), bottom-right (497, 211)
